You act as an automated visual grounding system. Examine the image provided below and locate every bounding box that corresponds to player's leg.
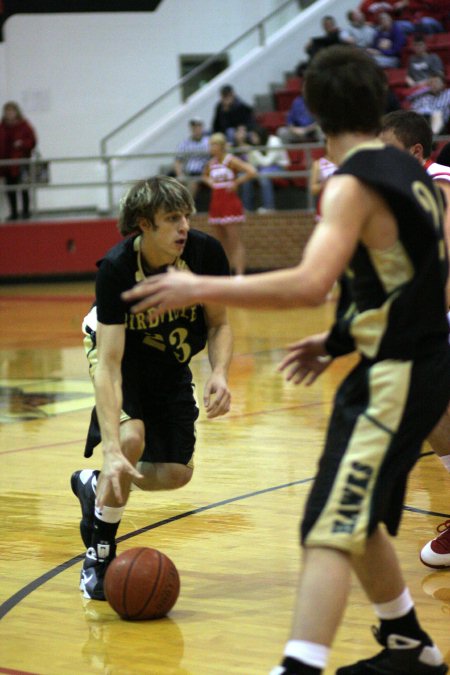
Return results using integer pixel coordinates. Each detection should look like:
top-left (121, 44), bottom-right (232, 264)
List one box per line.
top-left (133, 461), bottom-right (193, 490)
top-left (76, 418), bottom-right (144, 600)
top-left (334, 352), bottom-right (450, 675)
top-left (335, 525), bottom-right (447, 674)
top-left (269, 546), bottom-right (351, 675)
top-left (421, 407), bottom-right (450, 568)
top-left (131, 380), bottom-right (197, 493)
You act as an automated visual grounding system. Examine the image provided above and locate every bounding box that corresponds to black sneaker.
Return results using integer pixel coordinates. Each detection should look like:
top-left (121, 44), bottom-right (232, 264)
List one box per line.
top-left (336, 629), bottom-right (448, 674)
top-left (71, 469), bottom-right (99, 548)
top-left (80, 543), bottom-right (116, 601)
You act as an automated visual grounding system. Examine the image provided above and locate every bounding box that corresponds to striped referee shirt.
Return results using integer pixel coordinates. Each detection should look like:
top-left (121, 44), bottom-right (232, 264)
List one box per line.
top-left (411, 87), bottom-right (450, 128)
top-left (175, 135), bottom-right (210, 175)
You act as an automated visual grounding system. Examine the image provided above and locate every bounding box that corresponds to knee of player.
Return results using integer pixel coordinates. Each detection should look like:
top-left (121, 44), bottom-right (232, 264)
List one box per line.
top-left (121, 430), bottom-right (145, 463)
top-left (164, 463), bottom-right (193, 489)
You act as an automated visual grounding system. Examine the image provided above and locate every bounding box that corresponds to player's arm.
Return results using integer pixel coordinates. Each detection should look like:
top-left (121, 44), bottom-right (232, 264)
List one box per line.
top-left (201, 162), bottom-right (213, 189)
top-left (94, 321), bottom-right (142, 505)
top-left (123, 174), bottom-right (367, 313)
top-left (202, 303), bottom-right (233, 418)
top-left (228, 155), bottom-right (257, 188)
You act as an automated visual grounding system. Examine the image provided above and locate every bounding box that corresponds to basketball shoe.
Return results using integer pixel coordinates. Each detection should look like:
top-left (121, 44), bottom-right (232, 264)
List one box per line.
top-left (71, 469), bottom-right (99, 549)
top-left (420, 520), bottom-right (450, 568)
top-left (336, 628), bottom-right (448, 674)
top-left (80, 542), bottom-right (116, 601)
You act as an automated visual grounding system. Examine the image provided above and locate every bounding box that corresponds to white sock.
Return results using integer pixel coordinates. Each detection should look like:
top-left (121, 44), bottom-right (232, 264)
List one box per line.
top-left (374, 588), bottom-right (414, 620)
top-left (438, 453), bottom-right (450, 472)
top-left (284, 639), bottom-right (329, 668)
top-left (95, 504), bottom-right (124, 523)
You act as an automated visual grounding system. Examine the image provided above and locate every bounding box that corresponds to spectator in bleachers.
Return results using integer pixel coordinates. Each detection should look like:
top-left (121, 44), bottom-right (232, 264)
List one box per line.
top-left (406, 34), bottom-right (445, 86)
top-left (230, 124), bottom-right (251, 160)
top-left (409, 71), bottom-right (450, 133)
top-left (211, 85), bottom-right (255, 144)
top-left (0, 101), bottom-right (37, 220)
top-left (277, 93), bottom-right (318, 144)
top-left (395, 1), bottom-right (447, 34)
top-left (173, 118), bottom-right (210, 202)
top-left (366, 11), bottom-right (407, 67)
top-left (296, 15), bottom-right (346, 75)
top-left (360, 1), bottom-right (395, 21)
top-left (360, 1), bottom-right (446, 33)
top-left (242, 125), bottom-right (290, 213)
top-left (341, 9), bottom-right (377, 48)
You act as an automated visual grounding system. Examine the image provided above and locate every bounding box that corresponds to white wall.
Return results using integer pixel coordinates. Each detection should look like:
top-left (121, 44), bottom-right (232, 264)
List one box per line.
top-left (1, 0), bottom-right (354, 212)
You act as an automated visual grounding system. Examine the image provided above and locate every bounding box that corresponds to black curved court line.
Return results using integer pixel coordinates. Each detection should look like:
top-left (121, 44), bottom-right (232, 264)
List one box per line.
top-left (0, 477), bottom-right (314, 621)
top-left (2, 453), bottom-right (448, 622)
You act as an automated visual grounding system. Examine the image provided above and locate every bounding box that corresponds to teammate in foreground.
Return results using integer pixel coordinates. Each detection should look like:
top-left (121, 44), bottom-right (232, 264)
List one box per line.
top-left (123, 47), bottom-right (450, 675)
top-left (72, 176), bottom-right (233, 600)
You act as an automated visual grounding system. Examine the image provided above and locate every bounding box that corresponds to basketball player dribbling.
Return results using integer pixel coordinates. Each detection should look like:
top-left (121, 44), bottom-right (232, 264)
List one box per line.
top-left (123, 46), bottom-right (450, 674)
top-left (71, 176), bottom-right (233, 601)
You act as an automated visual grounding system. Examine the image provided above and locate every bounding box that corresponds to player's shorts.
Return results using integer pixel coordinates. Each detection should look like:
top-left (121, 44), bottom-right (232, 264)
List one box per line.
top-left (83, 332), bottom-right (199, 468)
top-left (301, 349), bottom-right (450, 555)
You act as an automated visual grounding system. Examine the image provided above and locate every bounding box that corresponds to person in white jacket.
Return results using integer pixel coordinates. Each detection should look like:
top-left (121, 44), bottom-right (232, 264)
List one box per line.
top-left (243, 126), bottom-right (290, 212)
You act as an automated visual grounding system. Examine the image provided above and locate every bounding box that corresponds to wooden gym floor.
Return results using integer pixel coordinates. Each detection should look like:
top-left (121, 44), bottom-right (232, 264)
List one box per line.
top-left (0, 281), bottom-right (449, 675)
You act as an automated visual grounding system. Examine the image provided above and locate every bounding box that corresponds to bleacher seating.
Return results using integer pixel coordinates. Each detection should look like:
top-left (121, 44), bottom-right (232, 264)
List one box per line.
top-left (252, 29), bottom-right (450, 199)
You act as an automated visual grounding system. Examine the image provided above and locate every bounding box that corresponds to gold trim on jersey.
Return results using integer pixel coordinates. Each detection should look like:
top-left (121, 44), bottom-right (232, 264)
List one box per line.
top-left (134, 234), bottom-right (190, 284)
top-left (350, 240), bottom-right (414, 359)
top-left (304, 359), bottom-right (412, 554)
top-left (342, 139), bottom-right (384, 164)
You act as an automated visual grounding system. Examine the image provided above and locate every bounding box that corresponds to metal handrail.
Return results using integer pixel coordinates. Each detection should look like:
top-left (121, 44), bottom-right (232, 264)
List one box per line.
top-left (99, 0), bottom-right (315, 157)
top-left (3, 134), bottom-right (450, 220)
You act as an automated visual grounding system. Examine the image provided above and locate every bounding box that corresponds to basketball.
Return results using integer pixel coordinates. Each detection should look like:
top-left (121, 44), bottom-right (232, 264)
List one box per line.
top-left (104, 547), bottom-right (180, 620)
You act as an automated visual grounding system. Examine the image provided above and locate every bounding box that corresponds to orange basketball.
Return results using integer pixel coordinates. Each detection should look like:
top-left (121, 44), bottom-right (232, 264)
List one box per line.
top-left (104, 547), bottom-right (180, 620)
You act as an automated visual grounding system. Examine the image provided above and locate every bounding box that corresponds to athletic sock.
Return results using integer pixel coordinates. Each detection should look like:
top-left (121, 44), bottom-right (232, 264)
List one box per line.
top-left (279, 640), bottom-right (328, 674)
top-left (92, 504), bottom-right (124, 549)
top-left (374, 590), bottom-right (432, 646)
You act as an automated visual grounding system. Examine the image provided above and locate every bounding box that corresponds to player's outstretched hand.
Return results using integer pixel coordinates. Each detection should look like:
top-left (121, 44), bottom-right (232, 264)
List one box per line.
top-left (278, 332), bottom-right (332, 386)
top-left (203, 372), bottom-right (231, 419)
top-left (121, 267), bottom-right (200, 315)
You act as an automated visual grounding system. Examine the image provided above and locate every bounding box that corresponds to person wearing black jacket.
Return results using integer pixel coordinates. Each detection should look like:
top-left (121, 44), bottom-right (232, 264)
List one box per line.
top-left (211, 84), bottom-right (255, 142)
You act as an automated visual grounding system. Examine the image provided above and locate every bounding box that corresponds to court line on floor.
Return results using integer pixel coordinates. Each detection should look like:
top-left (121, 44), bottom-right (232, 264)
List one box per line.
top-left (0, 401), bottom-right (324, 456)
top-left (0, 477), bottom-right (313, 621)
top-left (1, 473), bottom-right (449, 622)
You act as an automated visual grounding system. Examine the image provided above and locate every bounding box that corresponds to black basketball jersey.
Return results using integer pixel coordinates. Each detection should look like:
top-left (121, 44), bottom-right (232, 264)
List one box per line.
top-left (94, 228), bottom-right (229, 370)
top-left (325, 144), bottom-right (449, 361)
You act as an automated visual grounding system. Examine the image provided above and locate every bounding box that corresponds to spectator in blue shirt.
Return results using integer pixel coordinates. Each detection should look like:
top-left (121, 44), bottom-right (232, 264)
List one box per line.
top-left (277, 95), bottom-right (318, 144)
top-left (367, 12), bottom-right (406, 67)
